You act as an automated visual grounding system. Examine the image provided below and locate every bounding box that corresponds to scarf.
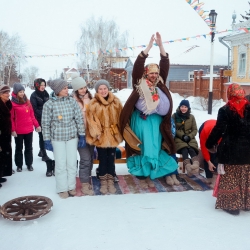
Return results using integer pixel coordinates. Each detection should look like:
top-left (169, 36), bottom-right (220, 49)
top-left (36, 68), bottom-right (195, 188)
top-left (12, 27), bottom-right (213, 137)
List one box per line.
top-left (227, 83), bottom-right (247, 118)
top-left (11, 92), bottom-right (28, 104)
top-left (35, 89), bottom-right (49, 101)
top-left (136, 76), bottom-right (163, 115)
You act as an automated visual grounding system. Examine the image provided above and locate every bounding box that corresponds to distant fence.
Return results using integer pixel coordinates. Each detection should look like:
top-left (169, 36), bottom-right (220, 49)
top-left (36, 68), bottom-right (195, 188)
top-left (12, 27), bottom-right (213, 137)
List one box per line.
top-left (169, 69), bottom-right (228, 101)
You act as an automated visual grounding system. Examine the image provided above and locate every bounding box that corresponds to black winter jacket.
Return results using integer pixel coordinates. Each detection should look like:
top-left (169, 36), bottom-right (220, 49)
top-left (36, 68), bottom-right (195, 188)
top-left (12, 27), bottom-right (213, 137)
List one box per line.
top-left (206, 104), bottom-right (250, 165)
top-left (0, 99), bottom-right (12, 176)
top-left (30, 90), bottom-right (49, 125)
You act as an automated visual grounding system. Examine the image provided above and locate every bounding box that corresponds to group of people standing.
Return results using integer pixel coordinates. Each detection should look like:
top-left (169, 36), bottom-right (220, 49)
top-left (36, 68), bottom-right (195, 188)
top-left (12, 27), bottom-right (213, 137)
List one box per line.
top-left (0, 32), bottom-right (250, 216)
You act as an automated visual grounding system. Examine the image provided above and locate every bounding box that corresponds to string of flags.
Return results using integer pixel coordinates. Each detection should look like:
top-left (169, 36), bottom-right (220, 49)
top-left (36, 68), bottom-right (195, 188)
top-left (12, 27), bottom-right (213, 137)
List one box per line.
top-left (1, 0), bottom-right (250, 59)
top-left (185, 0), bottom-right (211, 27)
top-left (183, 45), bottom-right (199, 53)
top-left (0, 29), bottom-right (232, 59)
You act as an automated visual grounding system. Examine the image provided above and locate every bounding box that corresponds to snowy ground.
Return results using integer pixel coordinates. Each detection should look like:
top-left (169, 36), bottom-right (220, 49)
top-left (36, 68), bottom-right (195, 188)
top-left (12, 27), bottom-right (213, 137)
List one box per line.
top-left (0, 87), bottom-right (249, 250)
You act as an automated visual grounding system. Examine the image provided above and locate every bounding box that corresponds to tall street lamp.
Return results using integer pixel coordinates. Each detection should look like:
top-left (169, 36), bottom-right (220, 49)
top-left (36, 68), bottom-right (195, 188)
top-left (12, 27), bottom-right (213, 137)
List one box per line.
top-left (208, 9), bottom-right (218, 115)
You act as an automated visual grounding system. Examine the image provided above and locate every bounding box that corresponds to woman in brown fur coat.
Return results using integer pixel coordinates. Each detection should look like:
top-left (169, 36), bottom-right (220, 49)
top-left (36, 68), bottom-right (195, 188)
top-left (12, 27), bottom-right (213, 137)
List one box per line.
top-left (86, 79), bottom-right (123, 194)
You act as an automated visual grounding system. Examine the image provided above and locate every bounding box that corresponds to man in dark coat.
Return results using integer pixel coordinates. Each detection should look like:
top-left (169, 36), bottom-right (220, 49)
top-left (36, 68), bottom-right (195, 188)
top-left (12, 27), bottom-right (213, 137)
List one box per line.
top-left (30, 78), bottom-right (50, 161)
top-left (0, 85), bottom-right (13, 187)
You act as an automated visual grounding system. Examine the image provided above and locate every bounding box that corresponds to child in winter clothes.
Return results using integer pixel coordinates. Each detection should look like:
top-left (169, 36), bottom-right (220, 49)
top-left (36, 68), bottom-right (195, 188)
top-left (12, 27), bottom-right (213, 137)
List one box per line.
top-left (86, 79), bottom-right (123, 195)
top-left (71, 73), bottom-right (95, 196)
top-left (30, 78), bottom-right (51, 163)
top-left (42, 79), bottom-right (85, 199)
top-left (11, 83), bottom-right (41, 172)
top-left (172, 99), bottom-right (199, 176)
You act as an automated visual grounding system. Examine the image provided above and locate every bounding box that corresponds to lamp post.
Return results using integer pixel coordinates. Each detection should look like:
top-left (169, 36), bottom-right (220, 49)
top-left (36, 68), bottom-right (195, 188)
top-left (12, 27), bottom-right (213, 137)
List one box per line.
top-left (208, 9), bottom-right (217, 115)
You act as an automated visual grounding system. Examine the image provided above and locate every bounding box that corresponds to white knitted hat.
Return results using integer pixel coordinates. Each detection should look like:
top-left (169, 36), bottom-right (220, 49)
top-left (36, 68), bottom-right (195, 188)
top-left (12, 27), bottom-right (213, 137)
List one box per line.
top-left (71, 73), bottom-right (86, 91)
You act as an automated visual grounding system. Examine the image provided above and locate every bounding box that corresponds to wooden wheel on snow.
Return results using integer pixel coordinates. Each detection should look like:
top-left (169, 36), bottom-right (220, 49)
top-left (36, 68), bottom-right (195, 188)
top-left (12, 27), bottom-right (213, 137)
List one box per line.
top-left (0, 195), bottom-right (53, 221)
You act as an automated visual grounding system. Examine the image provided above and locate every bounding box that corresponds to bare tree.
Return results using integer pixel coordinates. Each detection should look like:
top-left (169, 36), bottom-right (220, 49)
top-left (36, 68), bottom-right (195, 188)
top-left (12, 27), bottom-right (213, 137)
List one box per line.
top-left (0, 31), bottom-right (26, 85)
top-left (193, 96), bottom-right (221, 111)
top-left (22, 66), bottom-right (39, 88)
top-left (76, 16), bottom-right (128, 74)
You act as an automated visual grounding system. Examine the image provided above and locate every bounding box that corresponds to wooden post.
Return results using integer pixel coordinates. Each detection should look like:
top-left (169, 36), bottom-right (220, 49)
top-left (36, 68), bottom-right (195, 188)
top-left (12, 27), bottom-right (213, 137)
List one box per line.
top-left (193, 70), bottom-right (198, 97)
top-left (219, 68), bottom-right (224, 100)
top-left (198, 70), bottom-right (204, 97)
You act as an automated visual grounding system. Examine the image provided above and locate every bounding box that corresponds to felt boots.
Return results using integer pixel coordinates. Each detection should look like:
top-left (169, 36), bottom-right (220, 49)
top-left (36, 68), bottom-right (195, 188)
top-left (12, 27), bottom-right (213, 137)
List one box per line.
top-left (183, 159), bottom-right (192, 176)
top-left (99, 175), bottom-right (108, 194)
top-left (81, 183), bottom-right (94, 196)
top-left (190, 156), bottom-right (200, 175)
top-left (107, 174), bottom-right (117, 194)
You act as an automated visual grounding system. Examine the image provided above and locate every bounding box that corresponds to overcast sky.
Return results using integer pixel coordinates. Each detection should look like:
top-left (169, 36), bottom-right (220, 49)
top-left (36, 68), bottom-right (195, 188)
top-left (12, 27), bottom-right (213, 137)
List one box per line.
top-left (0, 0), bottom-right (248, 80)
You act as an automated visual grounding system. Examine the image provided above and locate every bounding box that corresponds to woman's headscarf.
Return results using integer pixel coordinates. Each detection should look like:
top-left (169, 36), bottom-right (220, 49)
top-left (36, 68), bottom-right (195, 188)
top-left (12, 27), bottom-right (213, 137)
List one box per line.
top-left (227, 83), bottom-right (247, 118)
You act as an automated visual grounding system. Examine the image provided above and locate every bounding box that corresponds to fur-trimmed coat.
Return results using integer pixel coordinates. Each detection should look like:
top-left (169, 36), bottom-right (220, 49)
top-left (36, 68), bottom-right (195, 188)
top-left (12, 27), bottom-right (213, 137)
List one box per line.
top-left (119, 52), bottom-right (176, 158)
top-left (86, 91), bottom-right (123, 148)
top-left (0, 99), bottom-right (12, 177)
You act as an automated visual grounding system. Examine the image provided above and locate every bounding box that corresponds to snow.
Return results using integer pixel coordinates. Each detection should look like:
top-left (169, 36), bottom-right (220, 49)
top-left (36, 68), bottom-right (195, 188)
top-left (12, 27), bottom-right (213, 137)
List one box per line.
top-left (0, 86), bottom-right (249, 250)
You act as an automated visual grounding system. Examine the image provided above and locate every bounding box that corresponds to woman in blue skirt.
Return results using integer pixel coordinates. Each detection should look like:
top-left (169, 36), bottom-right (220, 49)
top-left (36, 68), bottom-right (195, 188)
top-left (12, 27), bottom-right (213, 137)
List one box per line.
top-left (120, 32), bottom-right (178, 188)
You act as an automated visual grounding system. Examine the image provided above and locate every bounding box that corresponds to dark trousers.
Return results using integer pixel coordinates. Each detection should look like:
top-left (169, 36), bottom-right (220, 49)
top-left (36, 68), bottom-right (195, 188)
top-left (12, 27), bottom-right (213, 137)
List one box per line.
top-left (204, 152), bottom-right (218, 178)
top-left (38, 131), bottom-right (45, 150)
top-left (14, 132), bottom-right (33, 168)
top-left (96, 147), bottom-right (116, 176)
top-left (180, 147), bottom-right (197, 161)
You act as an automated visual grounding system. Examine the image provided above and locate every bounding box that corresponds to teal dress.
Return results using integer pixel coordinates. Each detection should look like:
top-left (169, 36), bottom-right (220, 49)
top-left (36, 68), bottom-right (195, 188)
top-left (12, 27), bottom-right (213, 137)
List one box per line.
top-left (127, 109), bottom-right (178, 179)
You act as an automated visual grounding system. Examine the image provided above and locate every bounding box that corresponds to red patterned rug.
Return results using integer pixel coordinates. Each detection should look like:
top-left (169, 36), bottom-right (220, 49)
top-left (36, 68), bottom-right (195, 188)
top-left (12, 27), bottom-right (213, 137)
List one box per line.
top-left (75, 174), bottom-right (212, 196)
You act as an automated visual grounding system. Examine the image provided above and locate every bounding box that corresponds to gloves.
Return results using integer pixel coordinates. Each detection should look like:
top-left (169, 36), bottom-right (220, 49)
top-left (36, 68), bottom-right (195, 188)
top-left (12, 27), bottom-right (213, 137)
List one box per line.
top-left (182, 135), bottom-right (191, 143)
top-left (44, 140), bottom-right (53, 152)
top-left (35, 126), bottom-right (41, 132)
top-left (78, 135), bottom-right (86, 148)
top-left (11, 131), bottom-right (17, 137)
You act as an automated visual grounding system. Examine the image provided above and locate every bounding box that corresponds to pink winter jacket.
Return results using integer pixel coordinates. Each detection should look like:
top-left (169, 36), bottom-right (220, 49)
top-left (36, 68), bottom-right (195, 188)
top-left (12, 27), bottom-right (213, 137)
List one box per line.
top-left (11, 96), bottom-right (39, 134)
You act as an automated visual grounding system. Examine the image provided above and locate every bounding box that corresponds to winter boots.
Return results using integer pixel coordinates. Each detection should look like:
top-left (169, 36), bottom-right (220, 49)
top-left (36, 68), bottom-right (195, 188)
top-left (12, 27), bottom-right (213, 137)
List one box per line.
top-left (165, 175), bottom-right (180, 186)
top-left (81, 183), bottom-right (94, 196)
top-left (183, 159), bottom-right (193, 176)
top-left (45, 159), bottom-right (55, 177)
top-left (38, 149), bottom-right (51, 162)
top-left (68, 189), bottom-right (76, 196)
top-left (171, 174), bottom-right (180, 185)
top-left (139, 179), bottom-right (148, 189)
top-left (107, 174), bottom-right (117, 194)
top-left (99, 175), bottom-right (108, 194)
top-left (58, 189), bottom-right (76, 199)
top-left (165, 176), bottom-right (174, 186)
top-left (96, 168), bottom-right (119, 183)
top-left (27, 165), bottom-right (34, 171)
top-left (145, 177), bottom-right (155, 187)
top-left (190, 156), bottom-right (200, 175)
top-left (59, 192), bottom-right (69, 199)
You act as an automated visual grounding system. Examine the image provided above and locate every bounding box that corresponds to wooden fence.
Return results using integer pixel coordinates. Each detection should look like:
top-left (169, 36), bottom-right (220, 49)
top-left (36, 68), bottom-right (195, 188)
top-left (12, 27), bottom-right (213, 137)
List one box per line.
top-left (169, 69), bottom-right (228, 101)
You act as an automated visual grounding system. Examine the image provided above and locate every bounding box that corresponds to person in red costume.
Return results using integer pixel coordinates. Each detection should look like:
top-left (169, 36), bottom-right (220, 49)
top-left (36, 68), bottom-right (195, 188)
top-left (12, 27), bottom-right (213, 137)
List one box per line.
top-left (199, 119), bottom-right (220, 187)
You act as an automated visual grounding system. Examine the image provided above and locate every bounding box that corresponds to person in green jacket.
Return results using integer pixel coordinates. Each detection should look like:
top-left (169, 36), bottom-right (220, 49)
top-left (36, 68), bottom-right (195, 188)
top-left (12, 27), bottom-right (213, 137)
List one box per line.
top-left (172, 99), bottom-right (199, 176)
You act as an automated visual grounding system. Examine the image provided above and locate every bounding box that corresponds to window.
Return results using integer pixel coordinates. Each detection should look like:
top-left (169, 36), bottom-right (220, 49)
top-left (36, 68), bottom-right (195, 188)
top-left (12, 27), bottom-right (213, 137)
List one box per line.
top-left (188, 71), bottom-right (194, 81)
top-left (238, 53), bottom-right (246, 75)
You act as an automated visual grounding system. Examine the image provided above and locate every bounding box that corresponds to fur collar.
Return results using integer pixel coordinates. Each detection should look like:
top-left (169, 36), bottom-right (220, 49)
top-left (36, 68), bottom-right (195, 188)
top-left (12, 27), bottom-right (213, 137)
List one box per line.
top-left (94, 91), bottom-right (115, 106)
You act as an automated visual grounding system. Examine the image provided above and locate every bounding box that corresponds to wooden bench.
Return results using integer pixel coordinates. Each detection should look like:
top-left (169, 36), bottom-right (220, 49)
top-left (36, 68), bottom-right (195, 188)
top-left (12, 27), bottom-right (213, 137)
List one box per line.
top-left (93, 155), bottom-right (185, 173)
